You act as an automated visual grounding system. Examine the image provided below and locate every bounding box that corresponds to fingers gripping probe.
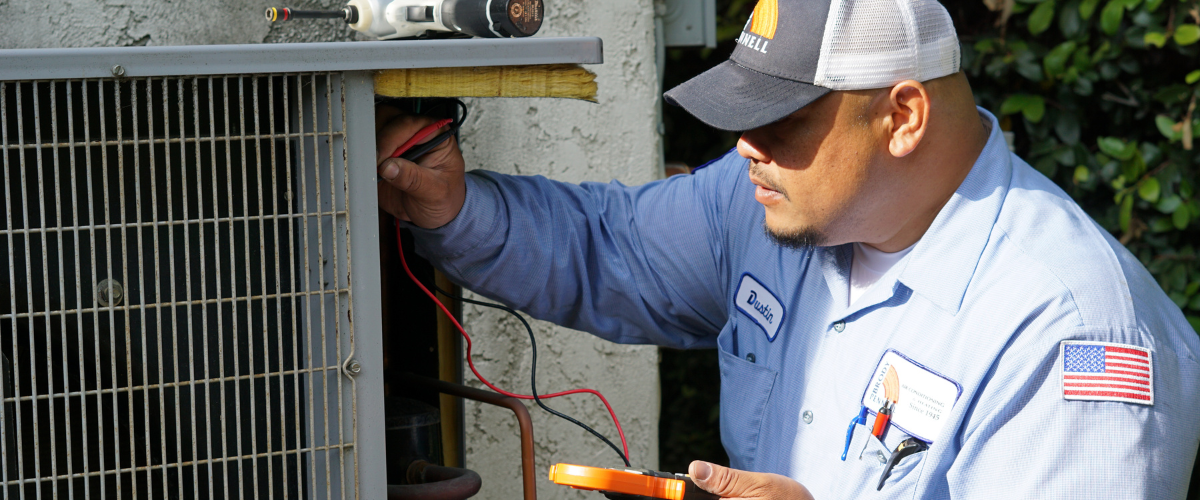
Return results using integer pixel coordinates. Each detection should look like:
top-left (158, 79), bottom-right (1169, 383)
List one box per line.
top-left (390, 118), bottom-right (454, 159)
top-left (378, 118), bottom-right (454, 183)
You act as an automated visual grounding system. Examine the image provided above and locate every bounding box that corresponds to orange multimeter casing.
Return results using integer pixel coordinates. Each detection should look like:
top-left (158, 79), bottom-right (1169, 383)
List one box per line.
top-left (548, 463), bottom-right (717, 500)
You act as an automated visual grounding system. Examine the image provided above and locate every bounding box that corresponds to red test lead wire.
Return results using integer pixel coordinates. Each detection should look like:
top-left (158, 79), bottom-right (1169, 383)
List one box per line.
top-left (390, 118), bottom-right (454, 159)
top-left (393, 221), bottom-right (631, 463)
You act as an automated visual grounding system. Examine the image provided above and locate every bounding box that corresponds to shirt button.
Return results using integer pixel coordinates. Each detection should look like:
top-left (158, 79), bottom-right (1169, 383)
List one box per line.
top-left (745, 353), bottom-right (756, 363)
top-left (833, 321), bottom-right (845, 332)
top-left (877, 451), bottom-right (888, 464)
top-left (802, 410), bottom-right (813, 424)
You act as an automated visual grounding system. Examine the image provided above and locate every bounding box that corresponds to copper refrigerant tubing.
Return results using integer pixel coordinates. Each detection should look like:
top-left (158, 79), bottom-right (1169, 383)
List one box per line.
top-left (404, 374), bottom-right (537, 500)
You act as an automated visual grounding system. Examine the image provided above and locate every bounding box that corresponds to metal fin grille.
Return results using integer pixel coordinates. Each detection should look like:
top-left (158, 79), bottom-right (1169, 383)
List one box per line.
top-left (0, 74), bottom-right (356, 499)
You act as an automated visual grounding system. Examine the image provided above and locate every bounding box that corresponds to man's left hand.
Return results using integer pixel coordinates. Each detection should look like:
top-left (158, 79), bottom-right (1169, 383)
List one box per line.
top-left (688, 461), bottom-right (814, 500)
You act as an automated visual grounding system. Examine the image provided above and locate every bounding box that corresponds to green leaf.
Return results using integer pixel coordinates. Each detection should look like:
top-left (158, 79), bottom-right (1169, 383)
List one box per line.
top-left (1154, 84), bottom-right (1193, 105)
top-left (1190, 294), bottom-right (1200, 311)
top-left (1044, 41), bottom-right (1077, 77)
top-left (1157, 115), bottom-right (1183, 141)
top-left (1029, 0), bottom-right (1057, 35)
top-left (1120, 193), bottom-right (1134, 232)
top-left (1074, 165), bottom-right (1091, 183)
top-left (1187, 281), bottom-right (1200, 296)
top-left (1150, 217), bottom-right (1175, 232)
top-left (1188, 315), bottom-right (1200, 333)
top-left (1157, 195), bottom-right (1183, 213)
top-left (1000, 94), bottom-right (1047, 122)
top-left (1054, 146), bottom-right (1077, 166)
top-left (1187, 70), bottom-right (1200, 85)
top-left (1055, 112), bottom-right (1081, 144)
top-left (1144, 31), bottom-right (1168, 48)
top-left (1138, 178), bottom-right (1161, 203)
top-left (1060, 0), bottom-right (1083, 36)
top-left (1097, 137), bottom-right (1135, 159)
top-left (1174, 204), bottom-right (1191, 230)
top-left (1100, 0), bottom-right (1125, 35)
top-left (1121, 152), bottom-right (1146, 180)
top-left (1175, 25), bottom-right (1200, 46)
top-left (1079, 0), bottom-right (1101, 19)
top-left (1145, 0), bottom-right (1164, 11)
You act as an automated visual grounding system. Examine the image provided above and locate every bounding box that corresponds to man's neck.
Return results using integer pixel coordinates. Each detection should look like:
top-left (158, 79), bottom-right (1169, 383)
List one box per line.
top-left (867, 111), bottom-right (990, 253)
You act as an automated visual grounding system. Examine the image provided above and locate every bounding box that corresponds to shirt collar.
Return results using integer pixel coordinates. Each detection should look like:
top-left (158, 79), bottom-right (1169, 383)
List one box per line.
top-left (896, 107), bottom-right (1012, 315)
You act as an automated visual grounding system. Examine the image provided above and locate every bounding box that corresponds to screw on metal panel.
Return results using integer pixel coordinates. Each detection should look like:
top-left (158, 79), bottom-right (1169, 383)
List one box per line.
top-left (344, 359), bottom-right (362, 376)
top-left (95, 279), bottom-right (125, 307)
top-left (111, 65), bottom-right (126, 77)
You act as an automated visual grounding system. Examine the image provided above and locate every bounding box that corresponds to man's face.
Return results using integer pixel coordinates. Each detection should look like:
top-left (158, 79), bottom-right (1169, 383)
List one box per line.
top-left (737, 91), bottom-right (880, 249)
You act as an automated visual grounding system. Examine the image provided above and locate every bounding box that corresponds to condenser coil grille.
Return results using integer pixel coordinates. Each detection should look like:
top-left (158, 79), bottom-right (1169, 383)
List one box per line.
top-left (1, 73), bottom-right (361, 499)
top-left (0, 38), bottom-right (604, 499)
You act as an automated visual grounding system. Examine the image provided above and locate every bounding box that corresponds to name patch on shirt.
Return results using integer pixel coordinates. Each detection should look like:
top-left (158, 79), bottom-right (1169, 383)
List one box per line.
top-left (862, 350), bottom-right (962, 443)
top-left (734, 273), bottom-right (785, 342)
top-left (1061, 341), bottom-right (1153, 405)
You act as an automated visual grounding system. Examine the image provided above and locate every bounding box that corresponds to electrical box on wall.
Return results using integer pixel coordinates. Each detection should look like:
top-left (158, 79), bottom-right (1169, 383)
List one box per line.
top-left (662, 0), bottom-right (716, 48)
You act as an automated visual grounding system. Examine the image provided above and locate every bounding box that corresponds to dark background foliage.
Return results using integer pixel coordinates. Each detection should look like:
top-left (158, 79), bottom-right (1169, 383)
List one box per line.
top-left (658, 0), bottom-right (1200, 474)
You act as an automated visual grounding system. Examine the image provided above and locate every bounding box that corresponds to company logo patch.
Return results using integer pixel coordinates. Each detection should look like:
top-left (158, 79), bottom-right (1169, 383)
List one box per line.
top-left (748, 0), bottom-right (777, 39)
top-left (861, 350), bottom-right (961, 443)
top-left (1061, 341), bottom-right (1153, 405)
top-left (734, 273), bottom-right (785, 342)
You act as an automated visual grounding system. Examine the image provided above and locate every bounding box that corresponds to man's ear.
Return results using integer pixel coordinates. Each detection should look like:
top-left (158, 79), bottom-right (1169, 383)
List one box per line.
top-left (884, 80), bottom-right (929, 158)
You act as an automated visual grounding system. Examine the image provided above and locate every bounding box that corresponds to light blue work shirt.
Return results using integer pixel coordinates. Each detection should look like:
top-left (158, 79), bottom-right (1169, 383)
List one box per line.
top-left (408, 108), bottom-right (1200, 498)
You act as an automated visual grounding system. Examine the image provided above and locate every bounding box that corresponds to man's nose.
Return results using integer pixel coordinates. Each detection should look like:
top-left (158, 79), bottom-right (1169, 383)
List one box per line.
top-left (737, 133), bottom-right (771, 164)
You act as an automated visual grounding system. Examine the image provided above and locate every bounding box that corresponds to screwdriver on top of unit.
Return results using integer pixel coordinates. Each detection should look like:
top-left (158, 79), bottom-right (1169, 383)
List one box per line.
top-left (265, 6), bottom-right (359, 23)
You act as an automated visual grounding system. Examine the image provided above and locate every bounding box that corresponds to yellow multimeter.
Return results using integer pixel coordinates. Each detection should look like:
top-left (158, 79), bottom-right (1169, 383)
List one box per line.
top-left (548, 463), bottom-right (720, 500)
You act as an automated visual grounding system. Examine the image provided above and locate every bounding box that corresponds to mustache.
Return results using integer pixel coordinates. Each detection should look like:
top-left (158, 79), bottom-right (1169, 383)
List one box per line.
top-left (748, 162), bottom-right (789, 200)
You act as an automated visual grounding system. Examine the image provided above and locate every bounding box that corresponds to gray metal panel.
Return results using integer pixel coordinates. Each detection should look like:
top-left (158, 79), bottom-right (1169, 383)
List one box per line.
top-left (341, 71), bottom-right (386, 500)
top-left (0, 37), bottom-right (603, 81)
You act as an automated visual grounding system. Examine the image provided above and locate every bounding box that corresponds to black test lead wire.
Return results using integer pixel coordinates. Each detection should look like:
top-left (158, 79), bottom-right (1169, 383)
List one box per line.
top-left (431, 285), bottom-right (632, 467)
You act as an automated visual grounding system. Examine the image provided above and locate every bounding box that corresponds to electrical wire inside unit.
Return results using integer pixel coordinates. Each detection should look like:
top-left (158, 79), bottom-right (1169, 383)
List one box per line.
top-left (387, 99), bottom-right (631, 466)
top-left (394, 224), bottom-right (630, 467)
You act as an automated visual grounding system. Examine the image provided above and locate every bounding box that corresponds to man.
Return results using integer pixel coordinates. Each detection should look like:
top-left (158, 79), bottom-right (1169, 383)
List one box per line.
top-left (377, 0), bottom-right (1200, 497)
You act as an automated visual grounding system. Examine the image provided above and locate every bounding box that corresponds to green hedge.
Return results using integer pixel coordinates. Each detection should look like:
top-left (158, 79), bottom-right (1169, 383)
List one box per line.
top-left (962, 0), bottom-right (1200, 330)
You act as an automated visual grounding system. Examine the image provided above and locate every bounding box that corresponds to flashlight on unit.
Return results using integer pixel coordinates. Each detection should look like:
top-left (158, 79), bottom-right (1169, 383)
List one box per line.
top-left (266, 0), bottom-right (543, 40)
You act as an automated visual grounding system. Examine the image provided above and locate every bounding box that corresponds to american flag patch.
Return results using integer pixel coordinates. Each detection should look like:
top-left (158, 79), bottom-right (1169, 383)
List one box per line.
top-left (1061, 341), bottom-right (1153, 405)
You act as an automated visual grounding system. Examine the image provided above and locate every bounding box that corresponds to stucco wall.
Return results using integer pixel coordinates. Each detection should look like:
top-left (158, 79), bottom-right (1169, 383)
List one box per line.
top-left (457, 1), bottom-right (663, 498)
top-left (0, 0), bottom-right (360, 48)
top-left (0, 0), bottom-right (662, 498)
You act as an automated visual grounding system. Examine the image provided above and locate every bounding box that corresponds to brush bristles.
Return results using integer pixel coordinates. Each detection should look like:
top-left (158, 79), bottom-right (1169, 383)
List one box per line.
top-left (374, 64), bottom-right (598, 102)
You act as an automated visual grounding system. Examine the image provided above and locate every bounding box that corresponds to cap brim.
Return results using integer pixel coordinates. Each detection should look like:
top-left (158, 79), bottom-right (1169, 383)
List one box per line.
top-left (664, 60), bottom-right (830, 132)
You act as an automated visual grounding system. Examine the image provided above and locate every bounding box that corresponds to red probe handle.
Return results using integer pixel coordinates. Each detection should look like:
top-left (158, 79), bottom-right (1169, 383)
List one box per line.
top-left (389, 118), bottom-right (453, 158)
top-left (871, 409), bottom-right (891, 438)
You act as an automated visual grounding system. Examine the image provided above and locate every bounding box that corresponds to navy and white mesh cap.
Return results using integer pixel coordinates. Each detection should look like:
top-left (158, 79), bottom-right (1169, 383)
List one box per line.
top-left (664, 0), bottom-right (961, 132)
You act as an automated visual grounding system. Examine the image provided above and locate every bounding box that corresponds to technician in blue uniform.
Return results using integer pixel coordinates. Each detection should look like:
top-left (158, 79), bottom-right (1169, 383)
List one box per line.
top-left (376, 0), bottom-right (1200, 498)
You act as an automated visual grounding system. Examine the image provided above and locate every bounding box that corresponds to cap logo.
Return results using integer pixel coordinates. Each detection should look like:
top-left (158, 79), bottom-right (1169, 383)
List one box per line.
top-left (748, 0), bottom-right (777, 39)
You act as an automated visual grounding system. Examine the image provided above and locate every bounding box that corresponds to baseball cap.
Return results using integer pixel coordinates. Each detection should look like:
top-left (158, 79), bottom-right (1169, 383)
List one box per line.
top-left (664, 0), bottom-right (961, 132)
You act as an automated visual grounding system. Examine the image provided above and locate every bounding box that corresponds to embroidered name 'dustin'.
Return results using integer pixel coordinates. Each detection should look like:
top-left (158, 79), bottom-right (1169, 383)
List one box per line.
top-left (747, 290), bottom-right (775, 324)
top-left (734, 274), bottom-right (785, 342)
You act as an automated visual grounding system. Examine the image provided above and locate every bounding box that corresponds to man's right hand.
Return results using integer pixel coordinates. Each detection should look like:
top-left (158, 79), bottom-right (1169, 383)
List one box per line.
top-left (376, 105), bottom-right (467, 229)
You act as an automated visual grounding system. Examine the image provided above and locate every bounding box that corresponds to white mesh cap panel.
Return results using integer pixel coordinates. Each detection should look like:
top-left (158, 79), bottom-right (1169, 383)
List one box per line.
top-left (813, 0), bottom-right (960, 90)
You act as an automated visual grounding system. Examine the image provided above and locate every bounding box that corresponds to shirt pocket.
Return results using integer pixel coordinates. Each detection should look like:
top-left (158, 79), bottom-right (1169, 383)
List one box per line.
top-left (718, 328), bottom-right (778, 471)
top-left (844, 431), bottom-right (927, 498)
